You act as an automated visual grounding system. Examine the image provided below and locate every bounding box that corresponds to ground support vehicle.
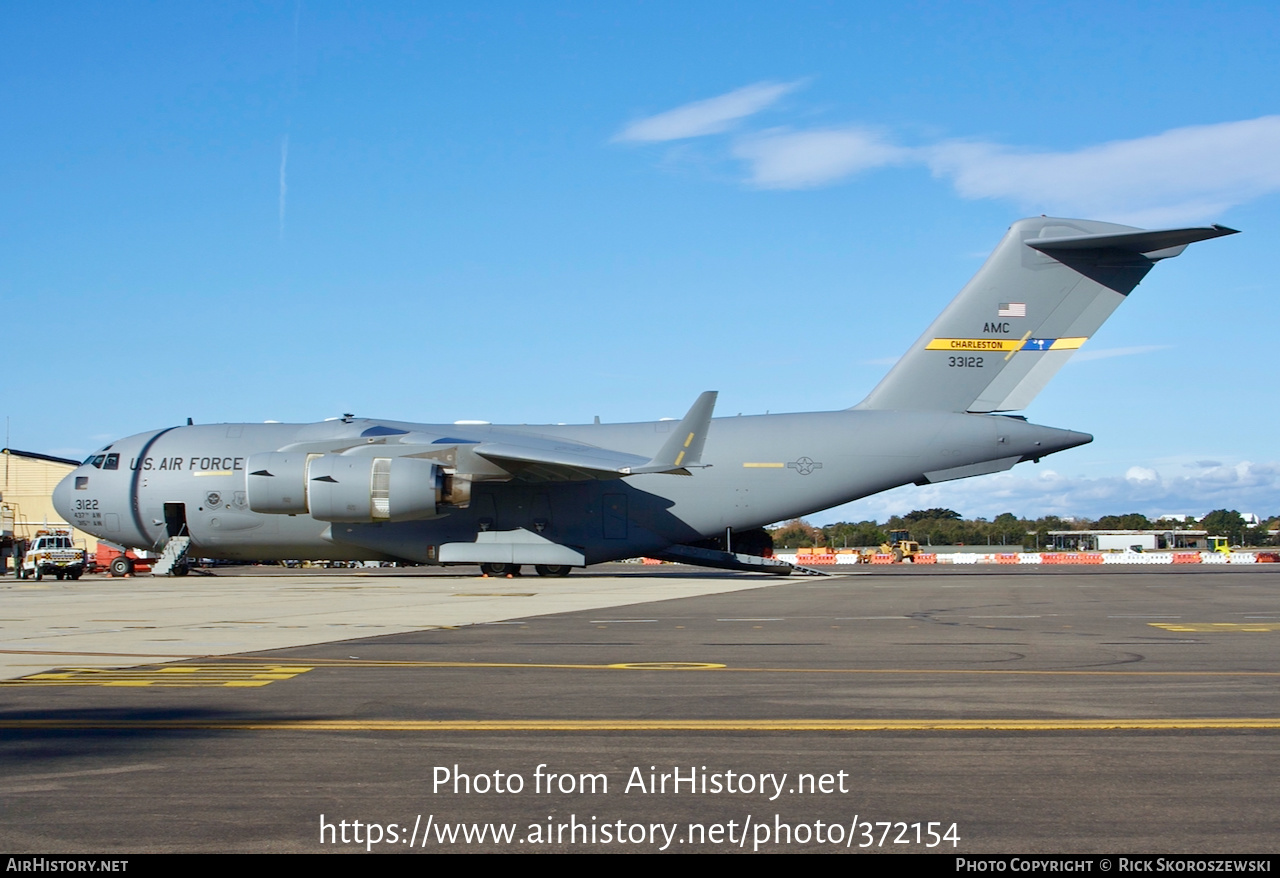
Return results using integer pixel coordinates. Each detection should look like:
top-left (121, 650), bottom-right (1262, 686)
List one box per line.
top-left (95, 543), bottom-right (156, 577)
top-left (17, 529), bottom-right (86, 580)
top-left (860, 529), bottom-right (923, 563)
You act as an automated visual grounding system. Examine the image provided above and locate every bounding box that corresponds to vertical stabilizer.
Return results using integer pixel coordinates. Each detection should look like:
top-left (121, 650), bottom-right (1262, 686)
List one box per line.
top-left (855, 217), bottom-right (1236, 413)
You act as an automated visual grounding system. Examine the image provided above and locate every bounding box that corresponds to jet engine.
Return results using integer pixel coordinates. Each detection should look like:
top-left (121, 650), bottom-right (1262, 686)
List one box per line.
top-left (245, 452), bottom-right (443, 522)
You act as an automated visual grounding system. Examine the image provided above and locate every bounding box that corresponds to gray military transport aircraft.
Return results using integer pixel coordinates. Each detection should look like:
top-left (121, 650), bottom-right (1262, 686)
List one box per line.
top-left (54, 217), bottom-right (1235, 577)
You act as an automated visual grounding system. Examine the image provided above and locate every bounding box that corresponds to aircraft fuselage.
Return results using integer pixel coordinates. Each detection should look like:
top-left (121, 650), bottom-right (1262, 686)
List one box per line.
top-left (54, 216), bottom-right (1235, 572)
top-left (54, 410), bottom-right (1087, 565)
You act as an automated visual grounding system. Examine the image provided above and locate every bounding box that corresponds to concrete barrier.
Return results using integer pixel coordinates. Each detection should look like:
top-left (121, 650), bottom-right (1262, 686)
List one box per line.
top-left (1103, 553), bottom-right (1150, 564)
top-left (779, 548), bottom-right (1268, 567)
top-left (803, 554), bottom-right (837, 565)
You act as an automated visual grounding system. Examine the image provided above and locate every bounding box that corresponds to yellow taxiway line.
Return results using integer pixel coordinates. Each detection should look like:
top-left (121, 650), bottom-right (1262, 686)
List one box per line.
top-left (3, 718), bottom-right (1280, 732)
top-left (10, 658), bottom-right (1280, 682)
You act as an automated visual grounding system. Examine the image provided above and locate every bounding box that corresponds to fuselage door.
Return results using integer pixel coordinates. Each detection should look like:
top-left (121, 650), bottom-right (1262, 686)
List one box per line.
top-left (163, 502), bottom-right (187, 538)
top-left (603, 493), bottom-right (628, 540)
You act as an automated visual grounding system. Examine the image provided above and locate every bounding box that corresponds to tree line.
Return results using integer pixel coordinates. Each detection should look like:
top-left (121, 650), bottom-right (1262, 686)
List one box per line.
top-left (768, 508), bottom-right (1279, 550)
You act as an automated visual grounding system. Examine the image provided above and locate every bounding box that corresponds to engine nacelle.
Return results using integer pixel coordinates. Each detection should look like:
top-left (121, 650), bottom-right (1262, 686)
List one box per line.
top-left (246, 452), bottom-right (442, 522)
top-left (245, 452), bottom-right (312, 514)
top-left (308, 455), bottom-right (441, 522)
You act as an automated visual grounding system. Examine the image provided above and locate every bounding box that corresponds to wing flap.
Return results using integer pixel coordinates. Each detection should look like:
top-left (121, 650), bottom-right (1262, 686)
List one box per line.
top-left (473, 441), bottom-right (649, 482)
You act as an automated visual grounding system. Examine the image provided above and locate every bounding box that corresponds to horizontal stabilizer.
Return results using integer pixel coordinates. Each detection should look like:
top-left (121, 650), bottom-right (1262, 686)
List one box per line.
top-left (1027, 224), bottom-right (1237, 258)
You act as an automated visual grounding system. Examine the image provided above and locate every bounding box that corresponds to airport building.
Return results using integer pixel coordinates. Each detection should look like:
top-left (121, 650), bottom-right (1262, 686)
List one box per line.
top-left (1, 448), bottom-right (98, 569)
top-left (1048, 529), bottom-right (1209, 552)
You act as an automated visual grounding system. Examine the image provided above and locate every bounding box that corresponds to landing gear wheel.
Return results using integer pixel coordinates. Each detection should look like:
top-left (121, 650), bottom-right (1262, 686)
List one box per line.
top-left (534, 565), bottom-right (572, 577)
top-left (109, 556), bottom-right (134, 577)
top-left (479, 563), bottom-right (520, 577)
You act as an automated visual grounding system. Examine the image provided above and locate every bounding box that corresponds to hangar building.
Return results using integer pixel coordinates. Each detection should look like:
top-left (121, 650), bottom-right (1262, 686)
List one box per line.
top-left (2, 448), bottom-right (98, 571)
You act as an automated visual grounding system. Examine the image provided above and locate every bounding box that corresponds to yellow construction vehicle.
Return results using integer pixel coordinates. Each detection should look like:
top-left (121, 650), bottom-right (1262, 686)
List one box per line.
top-left (861, 529), bottom-right (922, 563)
top-left (1208, 536), bottom-right (1232, 555)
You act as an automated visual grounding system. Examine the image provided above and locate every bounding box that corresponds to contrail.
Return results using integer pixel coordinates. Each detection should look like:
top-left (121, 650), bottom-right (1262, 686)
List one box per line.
top-left (278, 134), bottom-right (289, 241)
top-left (278, 1), bottom-right (301, 243)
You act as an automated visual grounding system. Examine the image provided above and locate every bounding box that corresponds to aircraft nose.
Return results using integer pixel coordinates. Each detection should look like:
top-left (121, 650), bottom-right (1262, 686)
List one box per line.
top-left (52, 472), bottom-right (75, 522)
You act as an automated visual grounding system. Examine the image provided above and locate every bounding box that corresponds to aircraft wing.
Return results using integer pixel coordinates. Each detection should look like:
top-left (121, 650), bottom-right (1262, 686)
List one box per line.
top-left (474, 390), bottom-right (718, 482)
top-left (472, 440), bottom-right (653, 481)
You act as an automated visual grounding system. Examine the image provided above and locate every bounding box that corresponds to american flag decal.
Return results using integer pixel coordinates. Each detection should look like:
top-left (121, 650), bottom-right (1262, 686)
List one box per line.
top-left (998, 302), bottom-right (1027, 318)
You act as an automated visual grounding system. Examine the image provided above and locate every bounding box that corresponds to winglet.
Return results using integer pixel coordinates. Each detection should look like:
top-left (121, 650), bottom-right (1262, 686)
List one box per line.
top-left (623, 391), bottom-right (718, 475)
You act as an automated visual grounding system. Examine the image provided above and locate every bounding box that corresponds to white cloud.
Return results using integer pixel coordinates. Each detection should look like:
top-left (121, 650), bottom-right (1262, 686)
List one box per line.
top-left (924, 117), bottom-right (1280, 225)
top-left (728, 116), bottom-right (1280, 221)
top-left (616, 84), bottom-right (1280, 221)
top-left (809, 460), bottom-right (1280, 524)
top-left (731, 127), bottom-right (909, 189)
top-left (1125, 466), bottom-right (1159, 482)
top-left (1070, 344), bottom-right (1171, 363)
top-left (613, 81), bottom-right (803, 143)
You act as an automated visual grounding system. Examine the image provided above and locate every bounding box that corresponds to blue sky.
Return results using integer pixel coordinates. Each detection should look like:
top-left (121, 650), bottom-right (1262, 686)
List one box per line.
top-left (3, 2), bottom-right (1277, 523)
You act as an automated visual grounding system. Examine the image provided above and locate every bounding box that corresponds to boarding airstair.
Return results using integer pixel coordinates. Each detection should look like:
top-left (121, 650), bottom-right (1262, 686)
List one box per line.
top-left (152, 535), bottom-right (192, 577)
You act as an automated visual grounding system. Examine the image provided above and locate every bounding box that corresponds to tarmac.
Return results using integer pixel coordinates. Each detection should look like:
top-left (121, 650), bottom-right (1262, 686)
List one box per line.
top-left (2, 563), bottom-right (1278, 853)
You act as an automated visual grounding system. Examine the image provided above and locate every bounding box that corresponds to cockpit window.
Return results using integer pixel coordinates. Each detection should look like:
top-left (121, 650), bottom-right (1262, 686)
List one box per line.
top-left (103, 453), bottom-right (119, 470)
top-left (84, 446), bottom-right (113, 468)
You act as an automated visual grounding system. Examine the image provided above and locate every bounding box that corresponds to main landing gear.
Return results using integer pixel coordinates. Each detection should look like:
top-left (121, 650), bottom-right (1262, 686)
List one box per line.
top-left (478, 563), bottom-right (573, 578)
